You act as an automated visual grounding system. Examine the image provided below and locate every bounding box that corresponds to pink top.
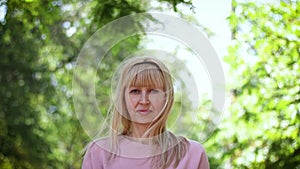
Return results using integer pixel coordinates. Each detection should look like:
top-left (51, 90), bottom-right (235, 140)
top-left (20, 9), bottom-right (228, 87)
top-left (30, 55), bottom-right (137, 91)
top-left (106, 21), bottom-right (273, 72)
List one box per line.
top-left (82, 136), bottom-right (210, 169)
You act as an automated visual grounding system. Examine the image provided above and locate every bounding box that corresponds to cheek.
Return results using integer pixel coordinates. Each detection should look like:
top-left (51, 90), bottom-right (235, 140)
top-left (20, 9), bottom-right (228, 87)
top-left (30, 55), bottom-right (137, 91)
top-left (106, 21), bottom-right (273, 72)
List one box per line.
top-left (125, 95), bottom-right (139, 109)
top-left (152, 97), bottom-right (166, 109)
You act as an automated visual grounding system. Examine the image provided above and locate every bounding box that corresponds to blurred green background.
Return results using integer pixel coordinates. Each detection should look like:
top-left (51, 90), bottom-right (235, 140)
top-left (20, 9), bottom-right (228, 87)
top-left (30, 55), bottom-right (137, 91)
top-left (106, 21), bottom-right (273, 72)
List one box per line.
top-left (0, 0), bottom-right (299, 168)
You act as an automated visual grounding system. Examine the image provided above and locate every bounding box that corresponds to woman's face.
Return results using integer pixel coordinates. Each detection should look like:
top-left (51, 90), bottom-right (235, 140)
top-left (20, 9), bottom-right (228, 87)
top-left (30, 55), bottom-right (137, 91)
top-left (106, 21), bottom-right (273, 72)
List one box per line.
top-left (125, 85), bottom-right (166, 124)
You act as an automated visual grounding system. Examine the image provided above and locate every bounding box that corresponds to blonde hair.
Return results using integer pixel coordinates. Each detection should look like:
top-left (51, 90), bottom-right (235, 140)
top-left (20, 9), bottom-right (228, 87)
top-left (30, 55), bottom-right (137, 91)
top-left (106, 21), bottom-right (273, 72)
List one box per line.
top-left (109, 56), bottom-right (188, 168)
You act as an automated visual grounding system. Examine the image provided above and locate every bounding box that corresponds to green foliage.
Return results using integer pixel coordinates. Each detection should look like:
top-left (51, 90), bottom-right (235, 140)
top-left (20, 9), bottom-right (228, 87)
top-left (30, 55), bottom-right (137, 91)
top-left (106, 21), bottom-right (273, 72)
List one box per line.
top-left (3, 0), bottom-right (299, 168)
top-left (207, 0), bottom-right (300, 168)
top-left (0, 0), bottom-right (194, 168)
top-left (0, 0), bottom-right (60, 168)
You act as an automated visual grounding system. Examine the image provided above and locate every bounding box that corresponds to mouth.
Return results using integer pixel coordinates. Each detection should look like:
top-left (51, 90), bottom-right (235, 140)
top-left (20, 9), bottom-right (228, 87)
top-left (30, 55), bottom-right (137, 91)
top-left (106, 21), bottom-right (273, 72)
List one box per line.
top-left (136, 109), bottom-right (152, 115)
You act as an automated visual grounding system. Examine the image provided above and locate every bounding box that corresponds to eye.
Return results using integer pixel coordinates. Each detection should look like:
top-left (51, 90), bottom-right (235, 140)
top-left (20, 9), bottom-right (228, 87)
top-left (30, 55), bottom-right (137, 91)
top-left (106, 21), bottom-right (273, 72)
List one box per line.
top-left (129, 89), bottom-right (140, 94)
top-left (150, 89), bottom-right (159, 93)
top-left (149, 88), bottom-right (163, 94)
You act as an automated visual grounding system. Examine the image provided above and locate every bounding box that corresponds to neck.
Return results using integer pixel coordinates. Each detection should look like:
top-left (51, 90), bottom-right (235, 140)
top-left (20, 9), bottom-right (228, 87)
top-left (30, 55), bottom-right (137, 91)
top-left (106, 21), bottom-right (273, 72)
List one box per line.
top-left (128, 122), bottom-right (166, 138)
top-left (130, 122), bottom-right (150, 138)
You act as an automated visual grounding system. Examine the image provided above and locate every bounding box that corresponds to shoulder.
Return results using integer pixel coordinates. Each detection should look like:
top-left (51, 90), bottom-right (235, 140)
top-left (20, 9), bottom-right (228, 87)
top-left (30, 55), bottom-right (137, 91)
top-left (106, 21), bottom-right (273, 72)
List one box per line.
top-left (189, 139), bottom-right (210, 167)
top-left (175, 135), bottom-right (207, 156)
top-left (185, 139), bottom-right (208, 158)
top-left (187, 139), bottom-right (206, 151)
top-left (82, 138), bottom-right (112, 169)
top-left (185, 139), bottom-right (210, 168)
top-left (84, 137), bottom-right (111, 155)
top-left (175, 138), bottom-right (210, 169)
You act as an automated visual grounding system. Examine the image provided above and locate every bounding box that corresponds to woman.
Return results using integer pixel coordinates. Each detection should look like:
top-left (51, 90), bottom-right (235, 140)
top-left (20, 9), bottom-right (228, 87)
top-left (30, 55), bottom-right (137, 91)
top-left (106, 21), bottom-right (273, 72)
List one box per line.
top-left (82, 56), bottom-right (210, 169)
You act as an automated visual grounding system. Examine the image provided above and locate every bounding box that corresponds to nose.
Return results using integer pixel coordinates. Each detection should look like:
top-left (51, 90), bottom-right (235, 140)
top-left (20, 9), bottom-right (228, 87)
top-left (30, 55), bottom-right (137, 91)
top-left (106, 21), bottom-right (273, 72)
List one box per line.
top-left (139, 91), bottom-right (150, 104)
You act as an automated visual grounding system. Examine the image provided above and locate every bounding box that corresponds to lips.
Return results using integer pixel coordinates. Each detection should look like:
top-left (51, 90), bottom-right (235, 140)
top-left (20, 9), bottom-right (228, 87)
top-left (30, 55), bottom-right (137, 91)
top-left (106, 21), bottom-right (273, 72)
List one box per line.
top-left (136, 109), bottom-right (151, 115)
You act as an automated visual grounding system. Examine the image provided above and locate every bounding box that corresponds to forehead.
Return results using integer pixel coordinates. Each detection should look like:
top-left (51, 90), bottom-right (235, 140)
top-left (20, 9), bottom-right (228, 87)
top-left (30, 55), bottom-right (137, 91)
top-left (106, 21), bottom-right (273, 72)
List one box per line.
top-left (126, 63), bottom-right (165, 88)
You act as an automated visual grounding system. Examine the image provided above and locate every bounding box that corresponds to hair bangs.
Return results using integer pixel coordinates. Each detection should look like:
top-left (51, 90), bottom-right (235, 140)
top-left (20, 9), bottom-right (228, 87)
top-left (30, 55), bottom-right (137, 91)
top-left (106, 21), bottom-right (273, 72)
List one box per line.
top-left (128, 63), bottom-right (165, 89)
